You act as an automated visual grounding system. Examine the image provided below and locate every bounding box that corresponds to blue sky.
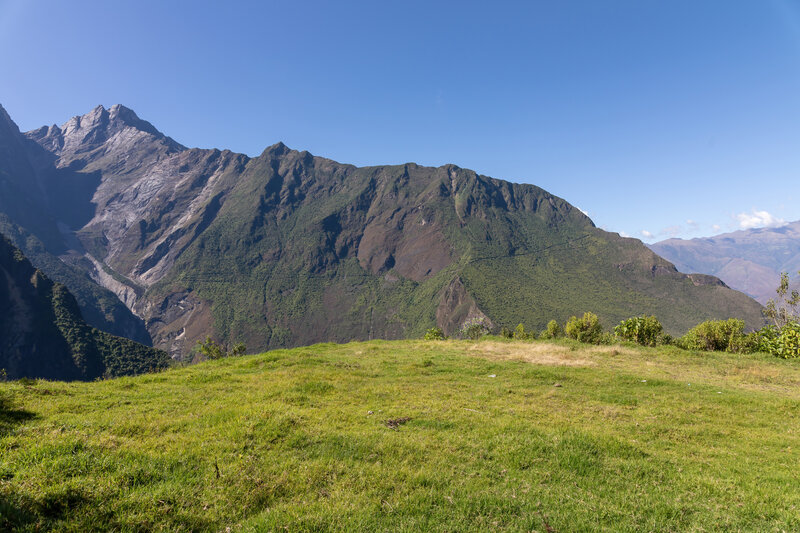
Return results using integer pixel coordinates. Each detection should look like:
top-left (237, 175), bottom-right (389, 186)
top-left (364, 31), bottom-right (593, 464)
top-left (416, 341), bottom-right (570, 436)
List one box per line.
top-left (1, 0), bottom-right (799, 242)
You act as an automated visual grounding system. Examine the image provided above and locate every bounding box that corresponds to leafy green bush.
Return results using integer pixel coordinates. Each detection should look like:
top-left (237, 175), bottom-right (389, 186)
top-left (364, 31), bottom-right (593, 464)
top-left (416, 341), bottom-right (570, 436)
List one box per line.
top-left (614, 315), bottom-right (663, 347)
top-left (424, 327), bottom-right (446, 340)
top-left (513, 323), bottom-right (534, 340)
top-left (540, 319), bottom-right (563, 339)
top-left (196, 337), bottom-right (247, 359)
top-left (500, 327), bottom-right (513, 339)
top-left (758, 272), bottom-right (800, 359)
top-left (459, 317), bottom-right (490, 340)
top-left (754, 325), bottom-right (780, 353)
top-left (677, 319), bottom-right (750, 353)
top-left (773, 322), bottom-right (800, 359)
top-left (564, 312), bottom-right (604, 344)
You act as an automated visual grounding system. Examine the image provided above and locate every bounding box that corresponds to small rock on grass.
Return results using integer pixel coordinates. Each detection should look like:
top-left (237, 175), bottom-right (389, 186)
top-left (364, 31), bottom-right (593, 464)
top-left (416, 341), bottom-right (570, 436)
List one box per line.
top-left (384, 417), bottom-right (412, 429)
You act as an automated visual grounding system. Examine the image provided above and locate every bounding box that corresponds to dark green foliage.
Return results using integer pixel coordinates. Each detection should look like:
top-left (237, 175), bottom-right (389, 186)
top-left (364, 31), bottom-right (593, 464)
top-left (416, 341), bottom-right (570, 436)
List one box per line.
top-left (513, 323), bottom-right (534, 340)
top-left (196, 337), bottom-right (226, 360)
top-left (459, 317), bottom-right (490, 340)
top-left (754, 325), bottom-right (780, 353)
top-left (0, 234), bottom-right (169, 380)
top-left (614, 315), bottom-right (663, 347)
top-left (757, 323), bottom-right (800, 359)
top-left (540, 319), bottom-right (563, 339)
top-left (565, 312), bottom-right (604, 344)
top-left (424, 327), bottom-right (446, 340)
top-left (677, 319), bottom-right (752, 353)
top-left (774, 322), bottom-right (800, 359)
top-left (195, 337), bottom-right (247, 359)
top-left (0, 217), bottom-right (151, 345)
top-left (749, 274), bottom-right (800, 359)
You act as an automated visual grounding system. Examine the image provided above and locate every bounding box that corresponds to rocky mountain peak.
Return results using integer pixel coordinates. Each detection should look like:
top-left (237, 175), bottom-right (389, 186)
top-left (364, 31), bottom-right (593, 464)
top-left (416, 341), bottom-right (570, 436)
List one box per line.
top-left (24, 104), bottom-right (186, 160)
top-left (262, 141), bottom-right (290, 157)
top-left (0, 103), bottom-right (18, 132)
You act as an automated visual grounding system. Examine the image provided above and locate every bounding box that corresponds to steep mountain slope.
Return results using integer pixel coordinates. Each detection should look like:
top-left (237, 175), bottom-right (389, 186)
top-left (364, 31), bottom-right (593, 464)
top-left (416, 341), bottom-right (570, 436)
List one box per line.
top-left (650, 222), bottom-right (800, 304)
top-left (0, 105), bottom-right (152, 344)
top-left (0, 233), bottom-right (169, 380)
top-left (3, 104), bottom-right (765, 357)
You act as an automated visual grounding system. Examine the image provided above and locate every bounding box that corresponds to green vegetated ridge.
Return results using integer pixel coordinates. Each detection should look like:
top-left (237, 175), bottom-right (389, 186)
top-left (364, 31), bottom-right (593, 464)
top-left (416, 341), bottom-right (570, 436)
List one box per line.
top-left (157, 149), bottom-right (764, 351)
top-left (1, 339), bottom-right (799, 531)
top-left (0, 233), bottom-right (169, 380)
top-left (0, 104), bottom-right (765, 357)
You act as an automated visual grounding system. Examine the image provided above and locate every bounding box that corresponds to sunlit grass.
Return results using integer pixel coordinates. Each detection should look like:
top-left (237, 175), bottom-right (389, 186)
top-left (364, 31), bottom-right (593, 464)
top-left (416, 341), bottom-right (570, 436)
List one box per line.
top-left (1, 338), bottom-right (799, 531)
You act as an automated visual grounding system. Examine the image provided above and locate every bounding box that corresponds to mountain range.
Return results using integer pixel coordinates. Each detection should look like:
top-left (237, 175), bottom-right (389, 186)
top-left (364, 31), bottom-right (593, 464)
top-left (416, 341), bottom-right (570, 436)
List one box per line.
top-left (650, 222), bottom-right (800, 304)
top-left (0, 233), bottom-right (168, 380)
top-left (0, 104), bottom-right (765, 359)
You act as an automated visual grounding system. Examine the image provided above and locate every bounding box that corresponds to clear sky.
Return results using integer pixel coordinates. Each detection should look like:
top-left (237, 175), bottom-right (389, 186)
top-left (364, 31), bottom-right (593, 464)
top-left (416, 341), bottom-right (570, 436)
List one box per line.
top-left (1, 0), bottom-right (799, 242)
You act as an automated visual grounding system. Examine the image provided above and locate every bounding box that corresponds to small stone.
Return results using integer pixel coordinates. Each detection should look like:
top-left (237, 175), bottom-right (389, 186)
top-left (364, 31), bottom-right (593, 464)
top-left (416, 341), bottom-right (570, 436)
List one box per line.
top-left (367, 410), bottom-right (374, 415)
top-left (553, 383), bottom-right (562, 387)
top-left (489, 374), bottom-right (497, 378)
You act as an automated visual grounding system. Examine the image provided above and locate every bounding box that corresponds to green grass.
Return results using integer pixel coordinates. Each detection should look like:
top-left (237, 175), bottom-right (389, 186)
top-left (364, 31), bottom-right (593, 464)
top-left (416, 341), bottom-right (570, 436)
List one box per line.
top-left (2, 339), bottom-right (800, 531)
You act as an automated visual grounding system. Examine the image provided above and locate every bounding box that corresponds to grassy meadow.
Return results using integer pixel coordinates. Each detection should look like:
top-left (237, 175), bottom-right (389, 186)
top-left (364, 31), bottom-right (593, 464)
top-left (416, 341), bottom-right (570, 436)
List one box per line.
top-left (1, 338), bottom-right (799, 531)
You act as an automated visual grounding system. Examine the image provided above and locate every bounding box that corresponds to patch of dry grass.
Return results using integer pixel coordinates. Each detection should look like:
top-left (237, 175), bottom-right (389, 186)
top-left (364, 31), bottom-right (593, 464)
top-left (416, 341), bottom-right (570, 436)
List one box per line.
top-left (465, 340), bottom-right (599, 367)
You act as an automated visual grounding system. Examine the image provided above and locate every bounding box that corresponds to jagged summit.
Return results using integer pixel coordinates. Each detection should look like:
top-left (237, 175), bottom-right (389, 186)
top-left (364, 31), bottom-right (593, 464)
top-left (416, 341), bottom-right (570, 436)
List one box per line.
top-left (24, 104), bottom-right (186, 163)
top-left (0, 103), bottom-right (17, 131)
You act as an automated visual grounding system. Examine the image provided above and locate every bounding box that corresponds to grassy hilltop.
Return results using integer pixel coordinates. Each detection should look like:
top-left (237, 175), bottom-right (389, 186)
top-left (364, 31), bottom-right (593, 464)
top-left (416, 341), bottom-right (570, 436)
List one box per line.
top-left (2, 339), bottom-right (800, 531)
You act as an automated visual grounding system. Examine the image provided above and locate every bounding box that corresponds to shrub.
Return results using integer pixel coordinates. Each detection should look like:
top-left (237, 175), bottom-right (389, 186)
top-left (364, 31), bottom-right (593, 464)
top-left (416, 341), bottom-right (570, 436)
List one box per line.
top-left (614, 315), bottom-right (663, 347)
top-left (196, 337), bottom-right (247, 359)
top-left (424, 327), bottom-right (446, 340)
top-left (677, 319), bottom-right (749, 353)
top-left (764, 271), bottom-right (799, 328)
top-left (540, 319), bottom-right (563, 339)
top-left (564, 312), bottom-right (604, 344)
top-left (459, 317), bottom-right (490, 340)
top-left (513, 323), bottom-right (534, 340)
top-left (774, 322), bottom-right (800, 359)
top-left (500, 327), bottom-right (514, 339)
top-left (754, 325), bottom-right (780, 354)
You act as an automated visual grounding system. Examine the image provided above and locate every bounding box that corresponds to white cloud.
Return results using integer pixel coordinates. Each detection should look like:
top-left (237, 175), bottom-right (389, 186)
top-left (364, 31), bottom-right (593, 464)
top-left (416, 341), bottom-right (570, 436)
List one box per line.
top-left (712, 224), bottom-right (721, 231)
top-left (641, 230), bottom-right (653, 238)
top-left (735, 210), bottom-right (786, 230)
top-left (577, 206), bottom-right (589, 216)
top-left (619, 230), bottom-right (631, 238)
top-left (686, 219), bottom-right (698, 227)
